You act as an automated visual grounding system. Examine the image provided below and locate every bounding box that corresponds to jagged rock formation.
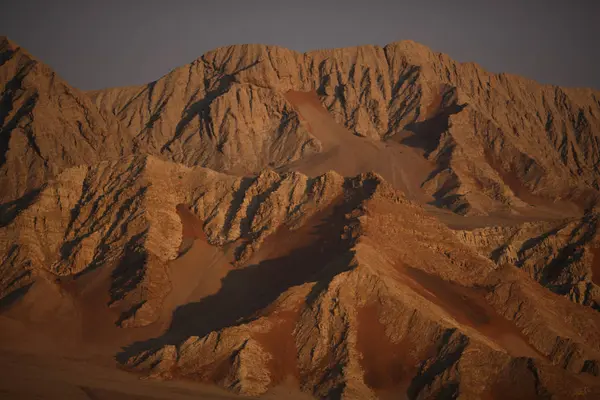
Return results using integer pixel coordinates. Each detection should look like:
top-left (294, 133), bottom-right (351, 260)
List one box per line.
top-left (123, 174), bottom-right (600, 399)
top-left (1, 37), bottom-right (600, 399)
top-left (90, 41), bottom-right (600, 215)
top-left (456, 214), bottom-right (600, 311)
top-left (0, 154), bottom-right (346, 327)
top-left (0, 37), bottom-right (133, 206)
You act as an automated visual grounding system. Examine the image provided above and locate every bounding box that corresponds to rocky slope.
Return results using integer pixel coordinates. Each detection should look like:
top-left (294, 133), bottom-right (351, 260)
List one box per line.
top-left (4, 154), bottom-right (600, 398)
top-left (1, 37), bottom-right (600, 399)
top-left (0, 154), bottom-right (346, 328)
top-left (90, 41), bottom-right (600, 215)
top-left (0, 37), bottom-right (133, 206)
top-left (122, 174), bottom-right (600, 399)
top-left (456, 214), bottom-right (600, 311)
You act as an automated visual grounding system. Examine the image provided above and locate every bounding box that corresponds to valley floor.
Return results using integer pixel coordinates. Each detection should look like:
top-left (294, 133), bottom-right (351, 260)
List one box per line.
top-left (0, 319), bottom-right (312, 400)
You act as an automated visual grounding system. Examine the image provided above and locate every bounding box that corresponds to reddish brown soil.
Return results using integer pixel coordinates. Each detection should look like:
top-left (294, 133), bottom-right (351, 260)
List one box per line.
top-left (162, 234), bottom-right (235, 317)
top-left (284, 90), bottom-right (435, 204)
top-left (423, 87), bottom-right (444, 120)
top-left (1, 263), bottom-right (162, 361)
top-left (254, 310), bottom-right (301, 385)
top-left (397, 265), bottom-right (542, 359)
top-left (483, 150), bottom-right (582, 218)
top-left (0, 262), bottom-right (240, 399)
top-left (356, 304), bottom-right (415, 395)
top-left (176, 204), bottom-right (206, 240)
top-left (161, 205), bottom-right (237, 324)
top-left (176, 203), bottom-right (208, 254)
top-left (590, 244), bottom-right (600, 286)
top-left (0, 346), bottom-right (245, 400)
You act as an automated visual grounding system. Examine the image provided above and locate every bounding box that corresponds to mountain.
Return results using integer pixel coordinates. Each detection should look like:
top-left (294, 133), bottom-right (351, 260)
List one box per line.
top-left (0, 36), bottom-right (133, 206)
top-left (1, 37), bottom-right (600, 399)
top-left (89, 41), bottom-right (600, 216)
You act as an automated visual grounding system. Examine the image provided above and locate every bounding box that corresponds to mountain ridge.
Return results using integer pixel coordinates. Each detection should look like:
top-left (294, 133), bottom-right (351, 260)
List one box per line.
top-left (2, 36), bottom-right (600, 399)
top-left (86, 40), bottom-right (600, 216)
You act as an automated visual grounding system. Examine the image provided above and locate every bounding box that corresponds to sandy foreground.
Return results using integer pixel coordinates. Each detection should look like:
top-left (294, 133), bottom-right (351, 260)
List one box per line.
top-left (0, 204), bottom-right (316, 400)
top-left (0, 314), bottom-right (314, 400)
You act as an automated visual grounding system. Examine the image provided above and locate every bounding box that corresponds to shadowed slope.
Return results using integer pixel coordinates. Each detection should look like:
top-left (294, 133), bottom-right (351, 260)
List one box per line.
top-left (89, 41), bottom-right (600, 216)
top-left (0, 37), bottom-right (133, 204)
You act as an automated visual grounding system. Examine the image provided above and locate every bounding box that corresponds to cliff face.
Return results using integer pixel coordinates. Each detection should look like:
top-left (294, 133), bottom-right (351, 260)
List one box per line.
top-left (4, 36), bottom-right (599, 217)
top-left (90, 41), bottom-right (600, 215)
top-left (3, 154), bottom-right (600, 398)
top-left (455, 213), bottom-right (600, 312)
top-left (0, 37), bottom-right (133, 205)
top-left (2, 37), bottom-right (600, 399)
top-left (0, 154), bottom-right (346, 328)
top-left (121, 175), bottom-right (600, 399)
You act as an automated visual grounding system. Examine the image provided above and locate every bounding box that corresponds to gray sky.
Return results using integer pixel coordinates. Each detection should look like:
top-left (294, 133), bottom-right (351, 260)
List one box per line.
top-left (2, 0), bottom-right (599, 90)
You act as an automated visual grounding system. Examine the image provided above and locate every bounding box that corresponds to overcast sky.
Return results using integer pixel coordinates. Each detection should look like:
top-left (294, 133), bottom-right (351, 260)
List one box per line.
top-left (3, 0), bottom-right (599, 90)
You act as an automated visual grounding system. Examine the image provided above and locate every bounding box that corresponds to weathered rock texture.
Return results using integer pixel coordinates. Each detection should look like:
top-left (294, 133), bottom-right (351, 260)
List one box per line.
top-left (456, 214), bottom-right (600, 311)
top-left (0, 154), bottom-right (346, 327)
top-left (1, 37), bottom-right (600, 399)
top-left (90, 41), bottom-right (600, 215)
top-left (0, 37), bottom-right (132, 205)
top-left (123, 175), bottom-right (600, 399)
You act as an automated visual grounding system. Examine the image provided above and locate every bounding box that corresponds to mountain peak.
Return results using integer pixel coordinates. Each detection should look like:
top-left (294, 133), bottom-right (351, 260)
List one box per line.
top-left (0, 35), bottom-right (35, 60)
top-left (2, 36), bottom-right (600, 399)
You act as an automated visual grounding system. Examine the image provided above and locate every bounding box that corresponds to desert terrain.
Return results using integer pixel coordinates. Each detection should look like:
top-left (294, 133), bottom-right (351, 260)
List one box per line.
top-left (2, 35), bottom-right (600, 399)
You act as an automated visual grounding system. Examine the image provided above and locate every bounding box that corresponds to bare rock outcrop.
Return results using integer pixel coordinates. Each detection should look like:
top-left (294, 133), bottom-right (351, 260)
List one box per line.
top-left (2, 37), bottom-right (600, 399)
top-left (456, 214), bottom-right (600, 310)
top-left (0, 154), bottom-right (346, 327)
top-left (0, 37), bottom-right (133, 205)
top-left (90, 41), bottom-right (600, 216)
top-left (1, 144), bottom-right (599, 398)
top-left (123, 174), bottom-right (600, 399)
